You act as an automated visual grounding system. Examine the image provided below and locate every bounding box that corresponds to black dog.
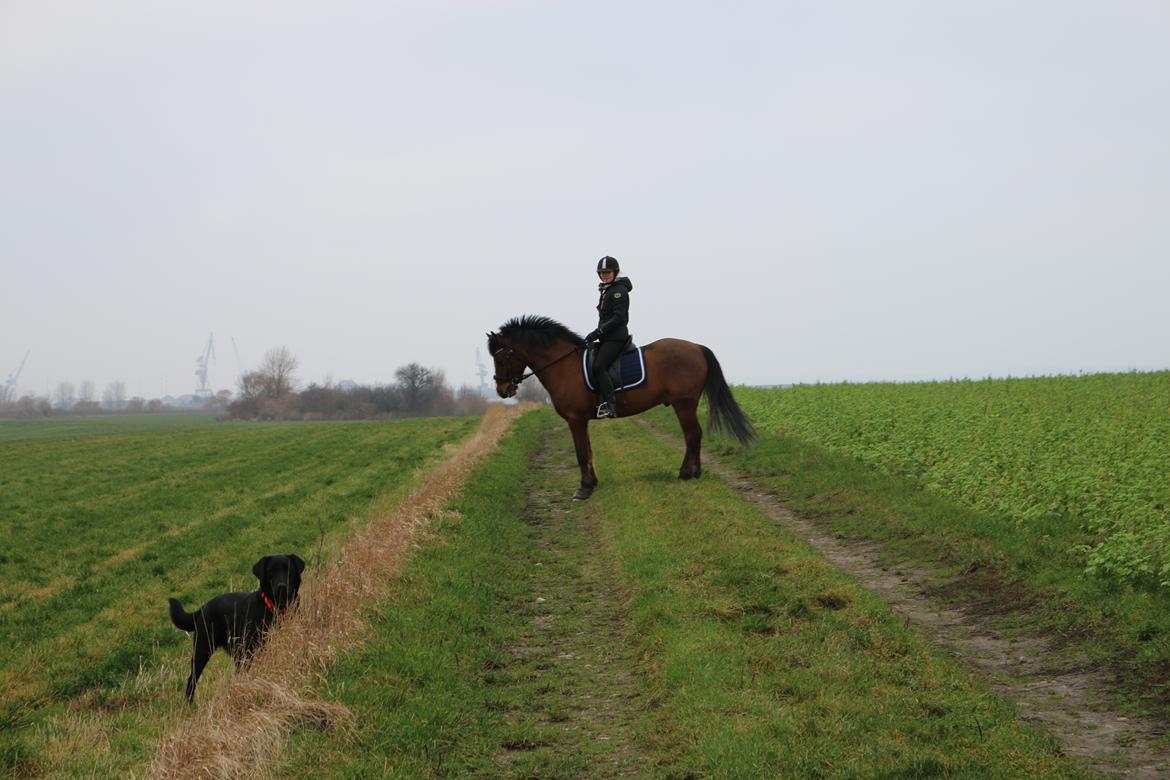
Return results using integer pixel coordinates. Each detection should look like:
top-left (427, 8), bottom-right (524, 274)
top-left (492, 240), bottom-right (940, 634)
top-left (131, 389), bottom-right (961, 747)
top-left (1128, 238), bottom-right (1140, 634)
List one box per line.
top-left (168, 554), bottom-right (305, 701)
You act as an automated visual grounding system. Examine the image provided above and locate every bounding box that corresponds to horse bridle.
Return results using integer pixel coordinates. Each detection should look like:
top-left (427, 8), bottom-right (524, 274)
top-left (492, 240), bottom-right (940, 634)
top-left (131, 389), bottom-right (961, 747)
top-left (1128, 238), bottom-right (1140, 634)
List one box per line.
top-left (491, 341), bottom-right (578, 396)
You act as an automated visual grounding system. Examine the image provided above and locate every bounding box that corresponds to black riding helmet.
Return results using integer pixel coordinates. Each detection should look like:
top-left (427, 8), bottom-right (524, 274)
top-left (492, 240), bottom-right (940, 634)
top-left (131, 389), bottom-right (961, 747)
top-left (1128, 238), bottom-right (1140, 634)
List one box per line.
top-left (597, 255), bottom-right (620, 275)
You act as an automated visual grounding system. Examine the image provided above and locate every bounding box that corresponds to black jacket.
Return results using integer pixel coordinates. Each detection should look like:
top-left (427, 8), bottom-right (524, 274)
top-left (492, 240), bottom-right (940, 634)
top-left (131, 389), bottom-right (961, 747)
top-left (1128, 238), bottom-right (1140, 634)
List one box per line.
top-left (595, 277), bottom-right (633, 341)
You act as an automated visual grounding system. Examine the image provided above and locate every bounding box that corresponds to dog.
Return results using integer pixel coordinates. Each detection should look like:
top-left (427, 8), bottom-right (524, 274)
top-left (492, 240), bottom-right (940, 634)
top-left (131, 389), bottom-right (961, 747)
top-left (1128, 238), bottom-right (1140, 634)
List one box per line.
top-left (168, 553), bottom-right (305, 701)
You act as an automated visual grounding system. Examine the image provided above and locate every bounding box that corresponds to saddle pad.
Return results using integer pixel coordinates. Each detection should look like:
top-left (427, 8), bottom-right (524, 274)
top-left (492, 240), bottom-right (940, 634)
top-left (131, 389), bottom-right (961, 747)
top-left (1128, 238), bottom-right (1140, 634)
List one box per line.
top-left (583, 346), bottom-right (647, 392)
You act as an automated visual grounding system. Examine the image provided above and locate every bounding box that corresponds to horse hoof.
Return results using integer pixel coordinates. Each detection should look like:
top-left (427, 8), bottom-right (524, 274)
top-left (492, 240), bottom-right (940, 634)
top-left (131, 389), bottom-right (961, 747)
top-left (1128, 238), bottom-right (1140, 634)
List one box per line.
top-left (573, 487), bottom-right (594, 501)
top-left (678, 471), bottom-right (693, 481)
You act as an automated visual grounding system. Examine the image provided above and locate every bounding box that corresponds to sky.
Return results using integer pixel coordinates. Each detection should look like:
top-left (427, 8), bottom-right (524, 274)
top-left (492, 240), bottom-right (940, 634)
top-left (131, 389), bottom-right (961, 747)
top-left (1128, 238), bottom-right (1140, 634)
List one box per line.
top-left (2, 1), bottom-right (1168, 400)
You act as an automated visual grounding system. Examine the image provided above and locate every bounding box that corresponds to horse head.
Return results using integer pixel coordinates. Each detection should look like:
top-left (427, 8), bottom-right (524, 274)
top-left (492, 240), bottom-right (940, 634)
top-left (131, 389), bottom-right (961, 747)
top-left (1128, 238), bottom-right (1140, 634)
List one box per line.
top-left (486, 331), bottom-right (527, 399)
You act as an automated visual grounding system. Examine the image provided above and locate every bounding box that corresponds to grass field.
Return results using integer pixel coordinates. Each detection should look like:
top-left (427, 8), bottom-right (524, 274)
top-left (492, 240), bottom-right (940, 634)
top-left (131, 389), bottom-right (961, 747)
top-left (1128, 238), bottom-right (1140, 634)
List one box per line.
top-left (0, 414), bottom-right (478, 777)
top-left (694, 373), bottom-right (1170, 720)
top-left (734, 372), bottom-right (1170, 588)
top-left (0, 413), bottom-right (230, 442)
top-left (278, 410), bottom-right (1092, 778)
top-left (4, 397), bottom-right (1161, 777)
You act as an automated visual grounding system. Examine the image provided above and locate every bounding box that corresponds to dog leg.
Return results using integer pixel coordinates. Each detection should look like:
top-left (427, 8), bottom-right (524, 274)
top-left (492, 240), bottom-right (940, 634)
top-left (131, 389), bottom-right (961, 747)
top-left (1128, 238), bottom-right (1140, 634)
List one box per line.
top-left (187, 642), bottom-right (212, 701)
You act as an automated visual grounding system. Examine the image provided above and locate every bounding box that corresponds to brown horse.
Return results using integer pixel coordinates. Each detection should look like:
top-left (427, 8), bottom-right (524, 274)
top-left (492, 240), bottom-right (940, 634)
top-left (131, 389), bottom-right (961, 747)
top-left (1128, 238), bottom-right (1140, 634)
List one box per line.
top-left (487, 315), bottom-right (754, 500)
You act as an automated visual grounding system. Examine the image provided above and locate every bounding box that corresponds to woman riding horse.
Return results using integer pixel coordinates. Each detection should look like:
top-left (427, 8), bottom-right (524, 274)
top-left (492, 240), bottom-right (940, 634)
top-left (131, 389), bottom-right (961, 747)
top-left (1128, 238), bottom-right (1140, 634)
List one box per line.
top-left (488, 315), bottom-right (754, 500)
top-left (585, 255), bottom-right (632, 419)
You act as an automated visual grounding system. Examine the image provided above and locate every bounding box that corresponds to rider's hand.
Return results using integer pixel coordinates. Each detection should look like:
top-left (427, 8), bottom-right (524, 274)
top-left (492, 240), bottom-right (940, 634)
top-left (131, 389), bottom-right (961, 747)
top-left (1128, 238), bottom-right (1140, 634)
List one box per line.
top-left (585, 329), bottom-right (601, 343)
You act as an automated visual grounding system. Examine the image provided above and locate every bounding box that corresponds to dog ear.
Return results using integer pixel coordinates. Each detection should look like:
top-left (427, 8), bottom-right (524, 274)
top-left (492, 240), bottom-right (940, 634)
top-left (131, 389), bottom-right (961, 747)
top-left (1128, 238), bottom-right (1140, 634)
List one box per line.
top-left (289, 554), bottom-right (306, 574)
top-left (252, 556), bottom-right (270, 580)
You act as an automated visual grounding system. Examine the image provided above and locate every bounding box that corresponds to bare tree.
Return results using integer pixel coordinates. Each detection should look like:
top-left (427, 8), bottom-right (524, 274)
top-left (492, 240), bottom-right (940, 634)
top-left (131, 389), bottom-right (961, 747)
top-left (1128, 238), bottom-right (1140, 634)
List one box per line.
top-left (54, 382), bottom-right (75, 409)
top-left (103, 381), bottom-right (127, 409)
top-left (395, 363), bottom-right (444, 413)
top-left (78, 380), bottom-right (96, 403)
top-left (258, 347), bottom-right (299, 398)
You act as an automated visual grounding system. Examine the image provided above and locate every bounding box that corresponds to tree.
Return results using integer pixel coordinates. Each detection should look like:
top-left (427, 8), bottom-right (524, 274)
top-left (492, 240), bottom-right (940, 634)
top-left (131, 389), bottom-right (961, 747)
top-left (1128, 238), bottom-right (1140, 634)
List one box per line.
top-left (54, 382), bottom-right (75, 409)
top-left (258, 347), bottom-right (299, 398)
top-left (78, 380), bottom-right (96, 404)
top-left (103, 381), bottom-right (127, 409)
top-left (395, 363), bottom-right (444, 414)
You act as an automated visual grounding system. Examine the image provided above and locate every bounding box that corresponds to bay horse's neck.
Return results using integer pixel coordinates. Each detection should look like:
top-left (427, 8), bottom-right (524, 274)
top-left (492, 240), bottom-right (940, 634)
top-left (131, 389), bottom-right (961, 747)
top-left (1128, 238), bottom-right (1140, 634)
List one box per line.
top-left (514, 336), bottom-right (576, 376)
top-left (511, 334), bottom-right (580, 402)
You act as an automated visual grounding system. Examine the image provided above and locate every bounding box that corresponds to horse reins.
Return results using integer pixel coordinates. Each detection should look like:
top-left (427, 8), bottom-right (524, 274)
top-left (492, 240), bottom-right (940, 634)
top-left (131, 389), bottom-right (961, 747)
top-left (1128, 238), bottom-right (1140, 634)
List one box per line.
top-left (492, 344), bottom-right (579, 395)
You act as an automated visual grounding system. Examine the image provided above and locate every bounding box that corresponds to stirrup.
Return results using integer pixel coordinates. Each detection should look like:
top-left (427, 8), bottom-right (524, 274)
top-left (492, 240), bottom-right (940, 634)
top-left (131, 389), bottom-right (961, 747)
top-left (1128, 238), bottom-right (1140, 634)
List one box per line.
top-left (595, 401), bottom-right (616, 419)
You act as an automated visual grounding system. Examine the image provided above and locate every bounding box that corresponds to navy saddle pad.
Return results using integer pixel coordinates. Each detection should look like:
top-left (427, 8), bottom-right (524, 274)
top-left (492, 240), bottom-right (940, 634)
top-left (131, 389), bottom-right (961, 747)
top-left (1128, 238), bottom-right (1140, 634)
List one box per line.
top-left (583, 342), bottom-right (647, 392)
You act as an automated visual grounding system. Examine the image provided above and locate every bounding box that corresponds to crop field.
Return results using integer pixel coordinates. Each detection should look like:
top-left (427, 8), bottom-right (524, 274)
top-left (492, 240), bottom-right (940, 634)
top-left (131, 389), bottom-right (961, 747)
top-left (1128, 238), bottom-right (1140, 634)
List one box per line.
top-left (2, 394), bottom-right (1166, 778)
top-left (734, 372), bottom-right (1170, 588)
top-left (0, 413), bottom-right (230, 442)
top-left (0, 414), bottom-right (477, 776)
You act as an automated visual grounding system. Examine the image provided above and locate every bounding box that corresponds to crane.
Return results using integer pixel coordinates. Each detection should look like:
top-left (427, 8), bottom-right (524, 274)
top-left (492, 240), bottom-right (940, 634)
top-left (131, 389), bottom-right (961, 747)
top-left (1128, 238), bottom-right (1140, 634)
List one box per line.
top-left (2, 350), bottom-right (30, 401)
top-left (476, 348), bottom-right (490, 398)
top-left (195, 334), bottom-right (215, 398)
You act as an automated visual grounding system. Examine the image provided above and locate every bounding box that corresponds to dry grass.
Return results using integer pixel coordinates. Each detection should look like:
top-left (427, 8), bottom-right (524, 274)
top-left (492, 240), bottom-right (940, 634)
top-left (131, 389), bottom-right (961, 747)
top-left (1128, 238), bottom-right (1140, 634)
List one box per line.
top-left (147, 404), bottom-right (525, 779)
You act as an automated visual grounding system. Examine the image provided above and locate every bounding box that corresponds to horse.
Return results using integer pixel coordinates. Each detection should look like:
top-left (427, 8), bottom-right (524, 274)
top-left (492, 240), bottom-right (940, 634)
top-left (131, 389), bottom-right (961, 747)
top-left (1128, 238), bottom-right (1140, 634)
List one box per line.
top-left (487, 315), bottom-right (754, 500)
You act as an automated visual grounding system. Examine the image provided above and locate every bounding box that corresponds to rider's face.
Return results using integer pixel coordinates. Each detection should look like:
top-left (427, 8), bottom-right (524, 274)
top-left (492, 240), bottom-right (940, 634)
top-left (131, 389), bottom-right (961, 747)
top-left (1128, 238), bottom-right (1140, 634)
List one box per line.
top-left (598, 270), bottom-right (616, 284)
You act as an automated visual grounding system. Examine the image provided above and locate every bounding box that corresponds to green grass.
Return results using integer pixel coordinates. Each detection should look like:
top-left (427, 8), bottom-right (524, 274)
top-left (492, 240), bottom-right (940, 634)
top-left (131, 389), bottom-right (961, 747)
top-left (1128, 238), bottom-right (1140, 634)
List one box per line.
top-left (593, 419), bottom-right (1093, 778)
top-left (279, 410), bottom-right (1095, 778)
top-left (0, 412), bottom-right (230, 441)
top-left (649, 389), bottom-right (1170, 722)
top-left (0, 415), bottom-right (478, 778)
top-left (734, 372), bottom-right (1170, 587)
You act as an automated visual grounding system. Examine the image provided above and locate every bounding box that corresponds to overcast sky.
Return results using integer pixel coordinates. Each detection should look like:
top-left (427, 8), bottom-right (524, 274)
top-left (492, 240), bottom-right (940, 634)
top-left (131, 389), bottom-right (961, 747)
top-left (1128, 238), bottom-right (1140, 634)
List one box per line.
top-left (2, 1), bottom-right (1168, 399)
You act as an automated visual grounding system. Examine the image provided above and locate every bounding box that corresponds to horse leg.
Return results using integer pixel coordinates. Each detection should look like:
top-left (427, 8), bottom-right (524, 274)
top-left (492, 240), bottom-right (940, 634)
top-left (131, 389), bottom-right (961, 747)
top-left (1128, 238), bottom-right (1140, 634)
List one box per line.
top-left (567, 418), bottom-right (599, 500)
top-left (673, 398), bottom-right (703, 480)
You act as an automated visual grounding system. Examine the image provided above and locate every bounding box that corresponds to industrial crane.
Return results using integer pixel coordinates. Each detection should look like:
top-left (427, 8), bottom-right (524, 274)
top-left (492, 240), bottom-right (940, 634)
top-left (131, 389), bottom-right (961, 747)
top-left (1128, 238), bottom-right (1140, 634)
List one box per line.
top-left (476, 348), bottom-right (490, 398)
top-left (3, 350), bottom-right (30, 401)
top-left (195, 334), bottom-right (215, 398)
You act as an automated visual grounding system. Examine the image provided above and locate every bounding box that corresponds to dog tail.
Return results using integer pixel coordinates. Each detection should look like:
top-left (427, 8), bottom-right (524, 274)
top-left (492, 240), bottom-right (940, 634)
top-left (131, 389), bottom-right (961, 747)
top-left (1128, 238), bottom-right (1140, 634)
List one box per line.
top-left (169, 598), bottom-right (196, 632)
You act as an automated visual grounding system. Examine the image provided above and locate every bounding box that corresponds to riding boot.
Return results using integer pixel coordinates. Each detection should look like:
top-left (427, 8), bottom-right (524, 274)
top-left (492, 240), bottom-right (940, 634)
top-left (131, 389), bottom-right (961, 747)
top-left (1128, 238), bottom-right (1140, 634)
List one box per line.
top-left (596, 370), bottom-right (616, 419)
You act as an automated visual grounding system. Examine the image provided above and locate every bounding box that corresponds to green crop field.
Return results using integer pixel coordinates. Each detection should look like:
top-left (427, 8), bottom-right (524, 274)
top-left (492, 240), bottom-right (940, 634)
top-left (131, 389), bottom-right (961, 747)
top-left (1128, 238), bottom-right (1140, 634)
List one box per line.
top-left (0, 413), bottom-right (231, 442)
top-left (4, 392), bottom-right (1166, 777)
top-left (690, 371), bottom-right (1170, 725)
top-left (735, 372), bottom-right (1170, 587)
top-left (0, 414), bottom-right (478, 777)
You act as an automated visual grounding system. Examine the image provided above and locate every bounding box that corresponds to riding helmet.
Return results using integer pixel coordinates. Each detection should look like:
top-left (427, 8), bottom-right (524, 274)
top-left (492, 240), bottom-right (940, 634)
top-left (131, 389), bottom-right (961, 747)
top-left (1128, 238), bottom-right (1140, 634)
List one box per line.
top-left (597, 255), bottom-right (620, 274)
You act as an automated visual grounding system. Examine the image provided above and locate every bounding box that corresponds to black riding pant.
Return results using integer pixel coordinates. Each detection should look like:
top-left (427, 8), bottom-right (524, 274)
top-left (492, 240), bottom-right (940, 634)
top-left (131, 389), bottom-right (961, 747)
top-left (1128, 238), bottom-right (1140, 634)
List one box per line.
top-left (592, 340), bottom-right (624, 402)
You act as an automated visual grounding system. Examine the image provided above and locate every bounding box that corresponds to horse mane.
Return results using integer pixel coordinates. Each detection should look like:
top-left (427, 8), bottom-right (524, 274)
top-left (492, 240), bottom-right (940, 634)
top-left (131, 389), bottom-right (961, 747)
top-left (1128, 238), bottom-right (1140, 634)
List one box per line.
top-left (494, 315), bottom-right (584, 349)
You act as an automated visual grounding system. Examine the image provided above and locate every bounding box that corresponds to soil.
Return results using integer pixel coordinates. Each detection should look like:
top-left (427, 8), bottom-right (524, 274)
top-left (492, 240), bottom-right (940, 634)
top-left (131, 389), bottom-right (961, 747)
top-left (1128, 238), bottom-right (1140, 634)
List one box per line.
top-left (642, 422), bottom-right (1168, 779)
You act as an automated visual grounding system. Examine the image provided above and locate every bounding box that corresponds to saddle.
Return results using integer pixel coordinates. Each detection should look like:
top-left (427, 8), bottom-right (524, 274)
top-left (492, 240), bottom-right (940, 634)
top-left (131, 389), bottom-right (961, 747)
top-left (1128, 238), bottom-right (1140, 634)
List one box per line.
top-left (583, 337), bottom-right (647, 393)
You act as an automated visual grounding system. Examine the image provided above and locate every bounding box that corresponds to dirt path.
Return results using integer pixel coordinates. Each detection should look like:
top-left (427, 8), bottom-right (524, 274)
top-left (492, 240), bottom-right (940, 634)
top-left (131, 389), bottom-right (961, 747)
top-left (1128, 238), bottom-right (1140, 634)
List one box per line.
top-left (491, 425), bottom-right (650, 778)
top-left (641, 421), bottom-right (1168, 779)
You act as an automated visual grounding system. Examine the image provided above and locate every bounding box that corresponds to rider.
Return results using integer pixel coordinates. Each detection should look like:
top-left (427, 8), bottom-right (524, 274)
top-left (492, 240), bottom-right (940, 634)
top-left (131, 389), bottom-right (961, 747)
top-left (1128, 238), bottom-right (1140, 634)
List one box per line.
top-left (584, 255), bottom-right (633, 419)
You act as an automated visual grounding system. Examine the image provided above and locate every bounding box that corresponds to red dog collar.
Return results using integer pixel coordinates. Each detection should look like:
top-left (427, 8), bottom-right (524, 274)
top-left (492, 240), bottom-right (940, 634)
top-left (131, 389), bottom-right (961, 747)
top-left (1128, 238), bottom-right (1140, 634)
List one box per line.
top-left (260, 591), bottom-right (286, 614)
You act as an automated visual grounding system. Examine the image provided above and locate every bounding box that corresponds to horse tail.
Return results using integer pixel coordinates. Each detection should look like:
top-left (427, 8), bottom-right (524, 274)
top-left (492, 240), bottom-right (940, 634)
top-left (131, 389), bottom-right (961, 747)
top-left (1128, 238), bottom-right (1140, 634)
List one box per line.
top-left (701, 346), bottom-right (755, 447)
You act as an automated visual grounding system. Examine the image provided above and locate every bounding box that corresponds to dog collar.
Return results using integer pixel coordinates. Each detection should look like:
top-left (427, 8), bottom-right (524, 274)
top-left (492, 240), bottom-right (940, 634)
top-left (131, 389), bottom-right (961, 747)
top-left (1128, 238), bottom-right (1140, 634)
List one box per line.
top-left (260, 591), bottom-right (285, 614)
